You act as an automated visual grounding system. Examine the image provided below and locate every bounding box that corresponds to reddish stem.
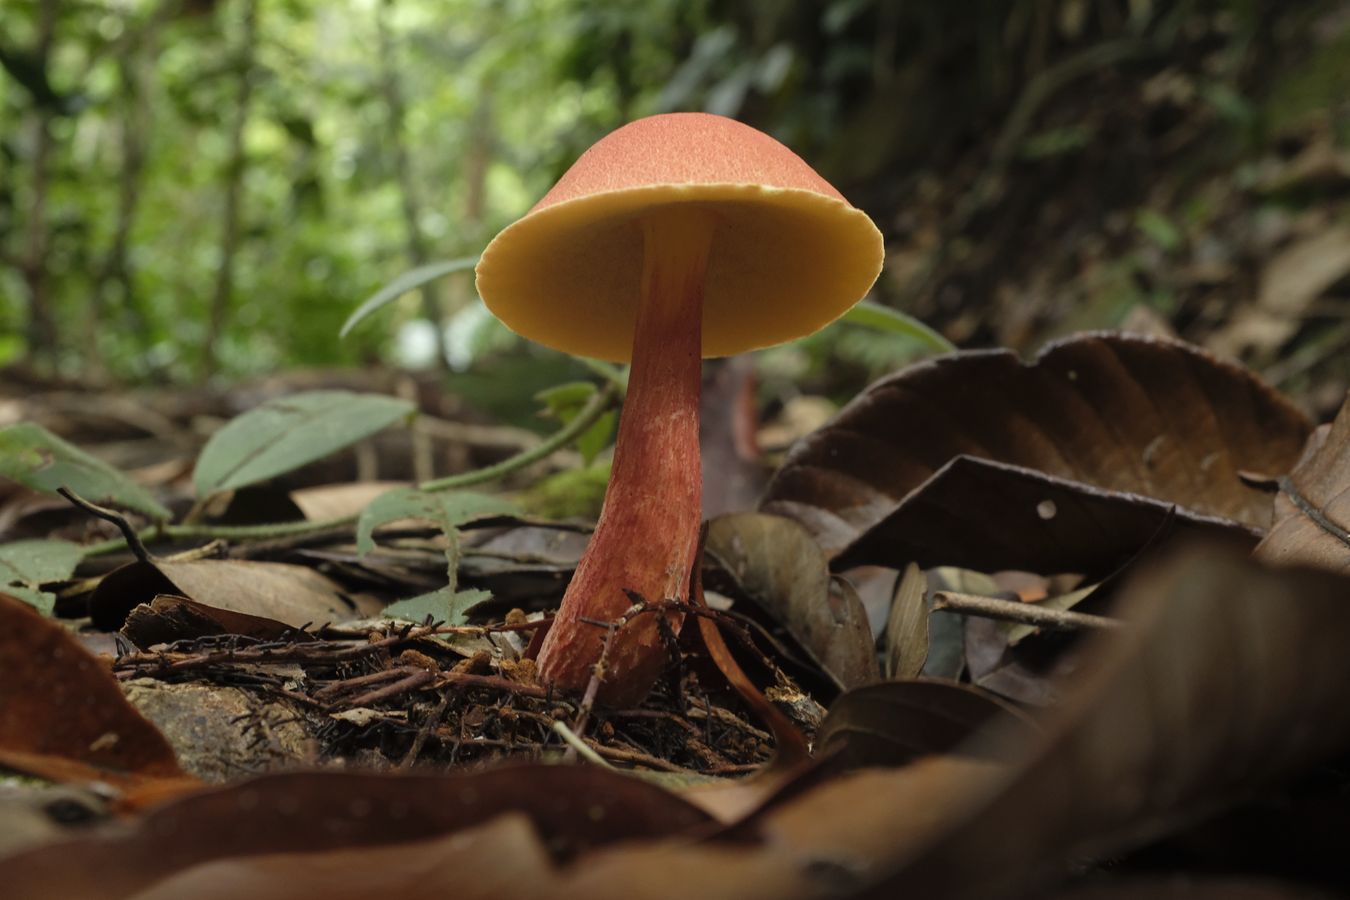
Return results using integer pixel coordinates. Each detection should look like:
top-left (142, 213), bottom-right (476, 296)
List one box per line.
top-left (535, 207), bottom-right (712, 705)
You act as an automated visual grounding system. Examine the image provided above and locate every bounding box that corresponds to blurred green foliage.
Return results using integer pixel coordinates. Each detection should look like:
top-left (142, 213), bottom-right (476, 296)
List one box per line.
top-left (0, 0), bottom-right (1341, 397)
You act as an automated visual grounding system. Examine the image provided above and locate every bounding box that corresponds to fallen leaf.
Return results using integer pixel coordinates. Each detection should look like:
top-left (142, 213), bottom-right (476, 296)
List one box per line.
top-left (815, 680), bottom-right (1035, 768)
top-left (121, 593), bottom-right (317, 647)
top-left (289, 481), bottom-right (407, 520)
top-left (883, 563), bottom-right (928, 679)
top-left (705, 512), bottom-right (879, 691)
top-left (1255, 391), bottom-right (1350, 573)
top-left (90, 558), bottom-right (375, 631)
top-left (1211, 227), bottom-right (1350, 357)
top-left (0, 765), bottom-right (713, 899)
top-left (762, 333), bottom-right (1310, 575)
top-left (0, 593), bottom-right (188, 785)
top-left (126, 814), bottom-right (554, 900)
top-left (872, 547), bottom-right (1350, 897)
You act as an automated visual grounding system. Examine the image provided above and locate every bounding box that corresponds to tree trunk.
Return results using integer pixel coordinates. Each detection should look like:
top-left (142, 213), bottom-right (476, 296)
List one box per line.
top-left (202, 0), bottom-right (260, 379)
top-left (376, 0), bottom-right (449, 369)
top-left (20, 0), bottom-right (59, 369)
top-left (87, 15), bottom-right (160, 381)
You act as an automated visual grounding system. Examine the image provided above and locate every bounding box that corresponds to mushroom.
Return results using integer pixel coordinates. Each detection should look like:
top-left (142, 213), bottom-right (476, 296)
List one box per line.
top-left (475, 112), bottom-right (883, 705)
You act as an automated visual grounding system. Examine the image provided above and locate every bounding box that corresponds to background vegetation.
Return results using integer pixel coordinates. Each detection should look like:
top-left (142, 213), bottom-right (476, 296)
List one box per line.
top-left (2, 0), bottom-right (1348, 416)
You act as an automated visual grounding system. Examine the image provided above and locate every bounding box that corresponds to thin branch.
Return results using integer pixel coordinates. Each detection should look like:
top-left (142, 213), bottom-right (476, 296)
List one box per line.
top-left (931, 591), bottom-right (1122, 631)
top-left (57, 486), bottom-right (152, 563)
top-left (551, 720), bottom-right (612, 768)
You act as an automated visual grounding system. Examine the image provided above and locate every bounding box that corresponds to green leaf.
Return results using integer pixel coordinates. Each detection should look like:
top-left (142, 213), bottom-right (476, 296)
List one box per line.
top-left (0, 539), bottom-right (84, 617)
top-left (535, 381), bottom-right (617, 466)
top-left (840, 300), bottom-right (956, 354)
top-left (193, 391), bottom-right (416, 498)
top-left (0, 423), bottom-right (171, 520)
top-left (382, 587), bottom-right (493, 626)
top-left (339, 257), bottom-right (479, 338)
top-left (0, 539), bottom-right (85, 584)
top-left (355, 487), bottom-right (519, 556)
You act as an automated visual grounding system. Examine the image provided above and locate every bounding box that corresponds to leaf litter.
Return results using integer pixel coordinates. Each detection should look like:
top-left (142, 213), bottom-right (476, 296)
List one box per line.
top-left (4, 332), bottom-right (1350, 898)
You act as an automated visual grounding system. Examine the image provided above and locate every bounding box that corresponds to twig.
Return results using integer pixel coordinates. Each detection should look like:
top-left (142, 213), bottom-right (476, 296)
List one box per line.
top-left (568, 616), bottom-right (621, 757)
top-left (931, 591), bottom-right (1122, 631)
top-left (430, 670), bottom-right (553, 700)
top-left (552, 720), bottom-right (613, 768)
top-left (345, 668), bottom-right (433, 707)
top-left (585, 740), bottom-right (692, 773)
top-left (57, 486), bottom-right (152, 563)
top-left (401, 687), bottom-right (453, 768)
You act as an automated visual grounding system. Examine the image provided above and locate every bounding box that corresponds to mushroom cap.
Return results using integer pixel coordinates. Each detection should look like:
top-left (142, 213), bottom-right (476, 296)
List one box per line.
top-left (475, 112), bottom-right (885, 363)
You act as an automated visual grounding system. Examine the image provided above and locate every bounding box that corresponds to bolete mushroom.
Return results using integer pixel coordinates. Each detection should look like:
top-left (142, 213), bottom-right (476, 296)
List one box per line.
top-left (475, 112), bottom-right (883, 705)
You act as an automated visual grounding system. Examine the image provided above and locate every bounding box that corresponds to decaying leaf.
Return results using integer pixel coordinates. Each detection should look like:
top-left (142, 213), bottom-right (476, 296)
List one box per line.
top-left (0, 765), bottom-right (713, 899)
top-left (1256, 391), bottom-right (1350, 574)
top-left (121, 593), bottom-right (317, 648)
top-left (815, 679), bottom-right (1034, 768)
top-left (761, 333), bottom-right (1310, 575)
top-left (883, 562), bottom-right (928, 679)
top-left (871, 547), bottom-right (1350, 897)
top-left (0, 593), bottom-right (189, 787)
top-left (90, 558), bottom-right (375, 632)
top-left (705, 512), bottom-right (879, 691)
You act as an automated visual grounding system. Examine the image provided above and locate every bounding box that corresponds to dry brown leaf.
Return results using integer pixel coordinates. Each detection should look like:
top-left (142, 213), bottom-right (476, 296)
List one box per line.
top-left (815, 679), bottom-right (1035, 769)
top-left (90, 558), bottom-right (378, 632)
top-left (288, 481), bottom-right (405, 520)
top-left (884, 563), bottom-right (928, 679)
top-left (1255, 391), bottom-right (1350, 574)
top-left (705, 512), bottom-right (879, 691)
top-left (0, 765), bottom-right (713, 899)
top-left (762, 333), bottom-right (1309, 575)
top-left (1211, 227), bottom-right (1350, 357)
top-left (0, 593), bottom-right (189, 787)
top-left (868, 547), bottom-right (1350, 898)
top-left (127, 814), bottom-right (553, 900)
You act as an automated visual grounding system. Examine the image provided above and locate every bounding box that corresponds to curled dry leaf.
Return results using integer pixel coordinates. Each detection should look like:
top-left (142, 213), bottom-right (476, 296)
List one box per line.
top-left (761, 333), bottom-right (1310, 575)
top-left (1255, 391), bottom-right (1350, 574)
top-left (541, 546), bottom-right (1350, 900)
top-left (90, 559), bottom-right (378, 632)
top-left (870, 547), bottom-right (1350, 898)
top-left (704, 512), bottom-right (879, 691)
top-left (121, 593), bottom-right (318, 647)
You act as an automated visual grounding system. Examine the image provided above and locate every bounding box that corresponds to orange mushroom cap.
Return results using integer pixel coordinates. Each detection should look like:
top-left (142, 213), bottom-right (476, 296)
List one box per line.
top-left (475, 112), bottom-right (885, 362)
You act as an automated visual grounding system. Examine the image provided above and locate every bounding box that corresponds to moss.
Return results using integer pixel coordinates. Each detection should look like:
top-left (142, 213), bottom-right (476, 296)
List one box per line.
top-left (516, 461), bottom-right (611, 520)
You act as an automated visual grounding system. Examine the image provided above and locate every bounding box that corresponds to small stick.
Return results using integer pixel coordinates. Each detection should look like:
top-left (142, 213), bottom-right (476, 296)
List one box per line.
top-left (931, 591), bottom-right (1122, 631)
top-left (401, 687), bottom-right (453, 768)
top-left (565, 617), bottom-right (620, 760)
top-left (552, 720), bottom-right (613, 768)
top-left (57, 486), bottom-right (152, 563)
top-left (345, 668), bottom-right (434, 707)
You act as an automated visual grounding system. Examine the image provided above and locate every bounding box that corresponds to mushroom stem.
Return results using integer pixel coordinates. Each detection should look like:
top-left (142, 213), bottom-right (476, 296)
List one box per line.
top-left (535, 206), bottom-right (714, 704)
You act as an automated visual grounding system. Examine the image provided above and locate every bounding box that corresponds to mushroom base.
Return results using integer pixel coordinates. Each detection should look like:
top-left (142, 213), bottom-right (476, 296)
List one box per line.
top-left (535, 207), bottom-right (713, 706)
